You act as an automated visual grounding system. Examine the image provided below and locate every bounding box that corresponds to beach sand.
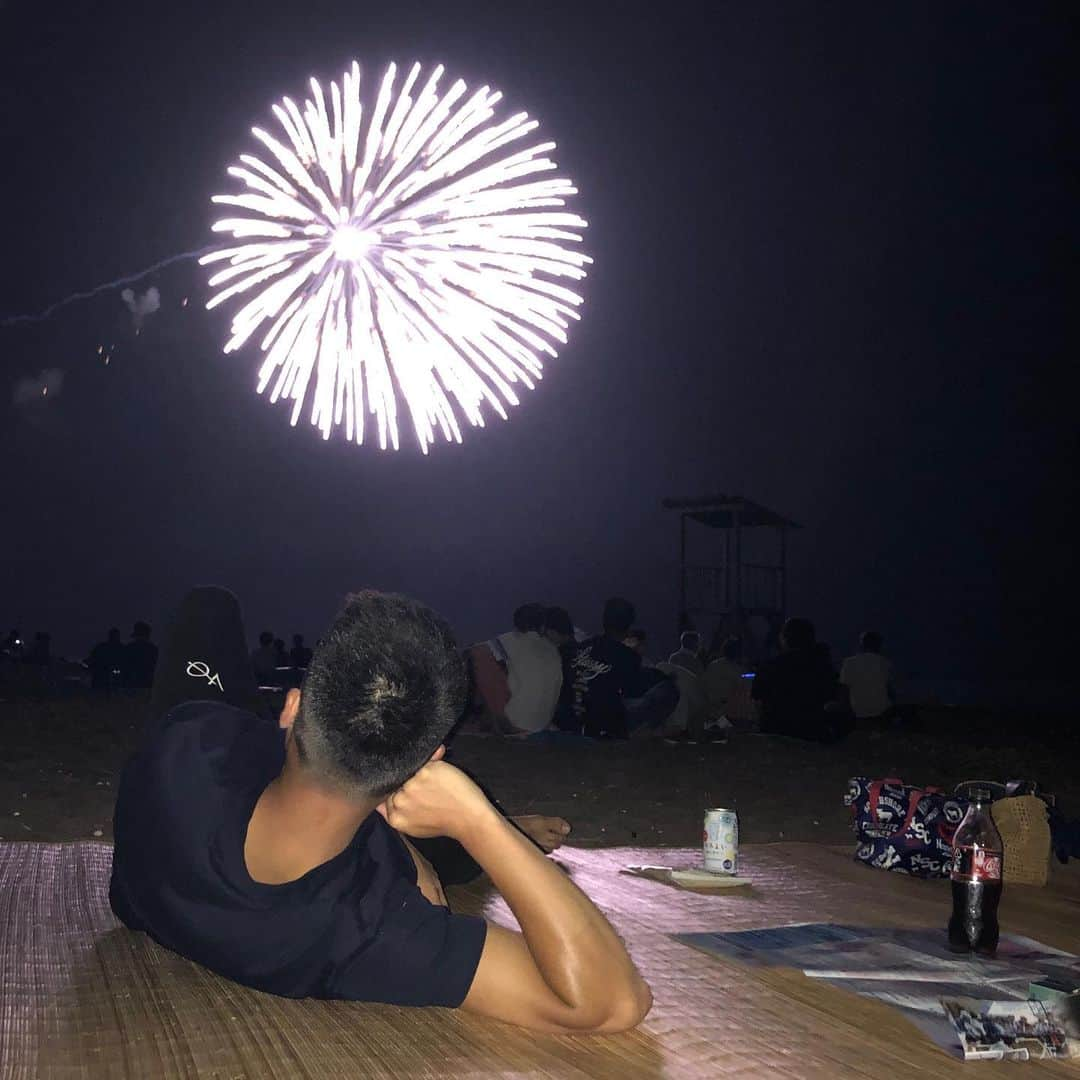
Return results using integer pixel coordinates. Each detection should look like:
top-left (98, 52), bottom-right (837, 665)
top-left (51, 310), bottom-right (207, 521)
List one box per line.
top-left (1, 692), bottom-right (1076, 850)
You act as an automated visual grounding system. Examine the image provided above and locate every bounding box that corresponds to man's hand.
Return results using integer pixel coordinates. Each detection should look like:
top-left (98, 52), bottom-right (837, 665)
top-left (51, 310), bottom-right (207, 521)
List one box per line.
top-left (376, 760), bottom-right (495, 843)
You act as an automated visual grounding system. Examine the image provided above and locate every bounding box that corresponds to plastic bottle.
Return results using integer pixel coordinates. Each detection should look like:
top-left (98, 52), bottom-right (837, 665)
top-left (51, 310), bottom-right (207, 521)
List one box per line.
top-left (948, 788), bottom-right (1003, 957)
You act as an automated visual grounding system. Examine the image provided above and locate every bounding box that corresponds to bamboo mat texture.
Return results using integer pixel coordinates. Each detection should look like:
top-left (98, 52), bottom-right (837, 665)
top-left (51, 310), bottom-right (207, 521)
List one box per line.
top-left (1, 841), bottom-right (1078, 1078)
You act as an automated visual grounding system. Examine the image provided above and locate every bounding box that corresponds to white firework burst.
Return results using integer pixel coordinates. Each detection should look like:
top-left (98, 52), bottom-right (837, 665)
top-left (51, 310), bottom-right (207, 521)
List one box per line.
top-left (201, 61), bottom-right (590, 452)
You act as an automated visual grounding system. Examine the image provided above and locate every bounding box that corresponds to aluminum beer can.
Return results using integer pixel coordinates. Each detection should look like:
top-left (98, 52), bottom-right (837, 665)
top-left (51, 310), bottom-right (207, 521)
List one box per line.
top-left (703, 808), bottom-right (739, 875)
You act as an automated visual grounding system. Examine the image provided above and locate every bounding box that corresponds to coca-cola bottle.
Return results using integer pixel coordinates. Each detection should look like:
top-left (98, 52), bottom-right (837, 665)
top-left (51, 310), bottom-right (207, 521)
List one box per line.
top-left (948, 788), bottom-right (1003, 956)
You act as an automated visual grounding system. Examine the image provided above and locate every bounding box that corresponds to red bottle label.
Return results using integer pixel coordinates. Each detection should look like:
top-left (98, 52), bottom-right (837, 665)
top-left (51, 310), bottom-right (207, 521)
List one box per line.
top-left (952, 845), bottom-right (1002, 882)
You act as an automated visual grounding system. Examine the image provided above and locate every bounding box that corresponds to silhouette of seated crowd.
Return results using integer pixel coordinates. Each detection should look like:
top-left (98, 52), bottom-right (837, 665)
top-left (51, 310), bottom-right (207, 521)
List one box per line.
top-left (2, 622), bottom-right (160, 692)
top-left (85, 622), bottom-right (159, 689)
top-left (464, 598), bottom-right (895, 745)
top-left (3, 604), bottom-right (894, 743)
top-left (251, 631), bottom-right (313, 689)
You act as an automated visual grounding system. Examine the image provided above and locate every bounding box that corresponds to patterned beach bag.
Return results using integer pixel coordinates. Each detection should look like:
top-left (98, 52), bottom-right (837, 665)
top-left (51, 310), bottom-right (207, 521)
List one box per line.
top-left (845, 776), bottom-right (970, 878)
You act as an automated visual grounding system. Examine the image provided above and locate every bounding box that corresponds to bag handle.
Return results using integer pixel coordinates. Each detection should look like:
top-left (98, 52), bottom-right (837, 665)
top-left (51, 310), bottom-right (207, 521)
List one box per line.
top-left (868, 780), bottom-right (923, 836)
top-left (897, 789), bottom-right (923, 835)
top-left (868, 778), bottom-right (904, 821)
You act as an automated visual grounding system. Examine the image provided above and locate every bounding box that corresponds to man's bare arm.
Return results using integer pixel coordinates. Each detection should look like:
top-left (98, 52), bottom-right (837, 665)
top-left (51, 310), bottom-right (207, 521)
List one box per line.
top-left (460, 806), bottom-right (651, 1031)
top-left (379, 762), bottom-right (651, 1033)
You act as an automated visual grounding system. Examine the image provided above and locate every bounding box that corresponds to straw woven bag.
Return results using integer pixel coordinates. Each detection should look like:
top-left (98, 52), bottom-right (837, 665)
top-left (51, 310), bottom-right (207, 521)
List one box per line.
top-left (992, 795), bottom-right (1051, 887)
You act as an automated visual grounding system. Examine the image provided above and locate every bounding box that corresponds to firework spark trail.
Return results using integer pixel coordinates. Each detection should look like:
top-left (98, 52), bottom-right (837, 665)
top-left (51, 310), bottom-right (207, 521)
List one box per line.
top-left (0, 247), bottom-right (215, 327)
top-left (204, 60), bottom-right (591, 452)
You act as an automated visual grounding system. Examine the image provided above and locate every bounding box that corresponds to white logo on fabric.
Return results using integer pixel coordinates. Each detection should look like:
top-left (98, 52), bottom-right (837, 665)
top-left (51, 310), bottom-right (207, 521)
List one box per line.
top-left (572, 651), bottom-right (612, 683)
top-left (186, 660), bottom-right (224, 691)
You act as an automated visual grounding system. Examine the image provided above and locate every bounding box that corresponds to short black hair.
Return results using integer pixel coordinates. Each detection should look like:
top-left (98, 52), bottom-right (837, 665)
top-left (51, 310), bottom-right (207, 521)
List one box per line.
top-left (679, 630), bottom-right (700, 651)
top-left (860, 630), bottom-right (883, 653)
top-left (512, 602), bottom-right (547, 633)
top-left (603, 596), bottom-right (636, 636)
top-left (721, 636), bottom-right (741, 661)
top-left (293, 591), bottom-right (466, 798)
top-left (544, 606), bottom-right (573, 637)
top-left (259, 630), bottom-right (274, 646)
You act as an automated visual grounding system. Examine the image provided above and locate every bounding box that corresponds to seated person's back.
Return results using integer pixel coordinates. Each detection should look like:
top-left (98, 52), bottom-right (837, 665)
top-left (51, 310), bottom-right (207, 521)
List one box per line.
top-left (123, 623), bottom-right (158, 688)
top-left (752, 618), bottom-right (836, 736)
top-left (87, 628), bottom-right (125, 689)
top-left (667, 631), bottom-right (704, 677)
top-left (839, 631), bottom-right (893, 719)
top-left (575, 635), bottom-right (640, 735)
top-left (498, 604), bottom-right (563, 733)
top-left (250, 631), bottom-right (278, 684)
top-left (572, 598), bottom-right (641, 737)
top-left (704, 637), bottom-right (748, 716)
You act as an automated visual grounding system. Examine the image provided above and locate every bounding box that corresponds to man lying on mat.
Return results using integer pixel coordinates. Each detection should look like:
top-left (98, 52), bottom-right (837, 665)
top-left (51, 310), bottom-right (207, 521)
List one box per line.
top-left (109, 587), bottom-right (652, 1033)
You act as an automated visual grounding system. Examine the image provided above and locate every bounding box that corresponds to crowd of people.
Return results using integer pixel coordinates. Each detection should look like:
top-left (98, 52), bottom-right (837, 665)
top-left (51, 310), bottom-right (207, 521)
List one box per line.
top-left (1, 623), bottom-right (322, 695)
top-left (465, 600), bottom-right (896, 744)
top-left (753, 621), bottom-right (896, 741)
top-left (2, 623), bottom-right (160, 690)
top-left (85, 623), bottom-right (159, 689)
top-left (4, 606), bottom-right (895, 745)
top-left (250, 631), bottom-right (313, 688)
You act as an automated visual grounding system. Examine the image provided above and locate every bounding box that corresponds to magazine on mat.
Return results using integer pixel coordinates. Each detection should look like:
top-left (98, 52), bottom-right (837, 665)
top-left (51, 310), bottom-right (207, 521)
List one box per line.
top-left (941, 998), bottom-right (1072, 1061)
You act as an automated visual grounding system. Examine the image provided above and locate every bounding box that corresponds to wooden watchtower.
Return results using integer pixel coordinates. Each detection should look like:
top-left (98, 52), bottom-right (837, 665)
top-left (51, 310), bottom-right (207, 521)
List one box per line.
top-left (662, 494), bottom-right (799, 655)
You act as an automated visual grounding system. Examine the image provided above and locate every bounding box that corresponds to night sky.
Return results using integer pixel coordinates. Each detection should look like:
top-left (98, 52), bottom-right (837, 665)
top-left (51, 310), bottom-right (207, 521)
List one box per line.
top-left (1, 3), bottom-right (1075, 688)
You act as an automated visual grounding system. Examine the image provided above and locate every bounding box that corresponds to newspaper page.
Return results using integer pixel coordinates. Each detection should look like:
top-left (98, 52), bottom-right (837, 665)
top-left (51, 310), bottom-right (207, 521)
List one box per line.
top-left (673, 923), bottom-right (1080, 1057)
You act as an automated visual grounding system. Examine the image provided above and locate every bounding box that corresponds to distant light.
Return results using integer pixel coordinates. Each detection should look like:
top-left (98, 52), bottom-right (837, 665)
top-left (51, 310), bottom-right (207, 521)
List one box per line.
top-left (41, 386), bottom-right (48, 397)
top-left (181, 296), bottom-right (189, 307)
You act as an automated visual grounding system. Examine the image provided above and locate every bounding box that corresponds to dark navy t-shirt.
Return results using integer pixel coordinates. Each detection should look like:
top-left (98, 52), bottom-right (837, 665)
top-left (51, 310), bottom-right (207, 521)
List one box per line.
top-left (571, 635), bottom-right (642, 736)
top-left (109, 701), bottom-right (487, 1007)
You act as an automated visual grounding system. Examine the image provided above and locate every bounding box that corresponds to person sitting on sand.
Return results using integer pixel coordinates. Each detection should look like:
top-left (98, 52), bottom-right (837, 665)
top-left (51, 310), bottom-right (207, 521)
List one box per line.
top-left (111, 587), bottom-right (650, 1032)
top-left (573, 598), bottom-right (679, 738)
top-left (752, 617), bottom-right (839, 740)
top-left (704, 636), bottom-right (748, 720)
top-left (839, 630), bottom-right (895, 724)
top-left (250, 630), bottom-right (277, 685)
top-left (289, 633), bottom-right (312, 672)
top-left (667, 631), bottom-right (704, 677)
top-left (87, 627), bottom-right (126, 690)
top-left (497, 603), bottom-right (564, 735)
top-left (121, 621), bottom-right (157, 687)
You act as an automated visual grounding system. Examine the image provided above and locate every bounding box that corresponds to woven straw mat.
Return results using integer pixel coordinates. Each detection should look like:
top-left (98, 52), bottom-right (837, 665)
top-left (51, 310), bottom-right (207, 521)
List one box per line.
top-left (1, 841), bottom-right (1078, 1079)
top-left (994, 795), bottom-right (1053, 887)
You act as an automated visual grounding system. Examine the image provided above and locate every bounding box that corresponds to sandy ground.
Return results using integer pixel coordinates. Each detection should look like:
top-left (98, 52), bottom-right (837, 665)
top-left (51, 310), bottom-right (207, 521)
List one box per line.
top-left (1, 692), bottom-right (1076, 850)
